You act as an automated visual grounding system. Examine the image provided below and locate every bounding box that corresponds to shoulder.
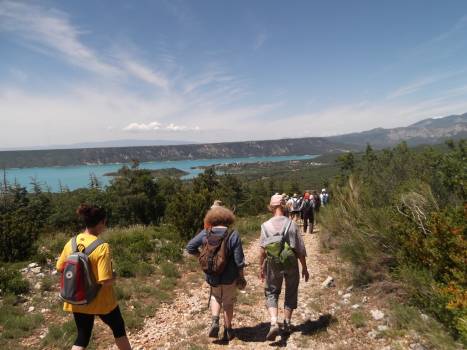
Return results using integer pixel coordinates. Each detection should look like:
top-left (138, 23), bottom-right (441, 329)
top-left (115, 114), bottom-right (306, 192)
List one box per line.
top-left (91, 241), bottom-right (110, 257)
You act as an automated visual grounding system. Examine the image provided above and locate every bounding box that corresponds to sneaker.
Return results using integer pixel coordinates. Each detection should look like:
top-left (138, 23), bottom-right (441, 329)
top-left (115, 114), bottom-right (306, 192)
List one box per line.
top-left (266, 323), bottom-right (280, 341)
top-left (222, 328), bottom-right (234, 341)
top-left (208, 322), bottom-right (219, 338)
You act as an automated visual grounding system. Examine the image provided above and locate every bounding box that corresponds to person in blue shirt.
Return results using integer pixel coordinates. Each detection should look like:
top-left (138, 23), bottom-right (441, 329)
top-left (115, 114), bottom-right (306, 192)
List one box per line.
top-left (186, 206), bottom-right (246, 342)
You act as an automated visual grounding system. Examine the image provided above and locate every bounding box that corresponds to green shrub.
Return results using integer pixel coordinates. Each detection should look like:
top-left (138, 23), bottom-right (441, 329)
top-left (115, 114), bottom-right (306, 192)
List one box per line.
top-left (322, 141), bottom-right (466, 343)
top-left (0, 304), bottom-right (43, 340)
top-left (0, 266), bottom-right (29, 295)
top-left (160, 261), bottom-right (179, 278)
top-left (42, 320), bottom-right (77, 349)
top-left (350, 311), bottom-right (367, 328)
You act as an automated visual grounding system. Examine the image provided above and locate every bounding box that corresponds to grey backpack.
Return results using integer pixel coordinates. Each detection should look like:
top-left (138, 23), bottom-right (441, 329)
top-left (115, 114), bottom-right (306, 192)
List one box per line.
top-left (59, 236), bottom-right (104, 305)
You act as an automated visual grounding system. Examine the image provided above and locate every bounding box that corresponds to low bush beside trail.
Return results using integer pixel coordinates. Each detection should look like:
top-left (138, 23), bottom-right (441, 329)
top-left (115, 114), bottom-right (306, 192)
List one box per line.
top-left (321, 141), bottom-right (466, 345)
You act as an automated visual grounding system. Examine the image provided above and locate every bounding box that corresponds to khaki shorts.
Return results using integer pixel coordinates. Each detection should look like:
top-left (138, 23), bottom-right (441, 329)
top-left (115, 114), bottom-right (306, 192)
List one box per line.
top-left (211, 282), bottom-right (237, 306)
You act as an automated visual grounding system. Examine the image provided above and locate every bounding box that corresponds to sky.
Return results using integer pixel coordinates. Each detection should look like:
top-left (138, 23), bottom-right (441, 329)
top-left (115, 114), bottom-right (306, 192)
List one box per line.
top-left (1, 0), bottom-right (467, 148)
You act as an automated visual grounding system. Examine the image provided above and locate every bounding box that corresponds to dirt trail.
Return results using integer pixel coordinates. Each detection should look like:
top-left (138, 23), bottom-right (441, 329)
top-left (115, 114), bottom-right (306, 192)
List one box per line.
top-left (127, 227), bottom-right (405, 350)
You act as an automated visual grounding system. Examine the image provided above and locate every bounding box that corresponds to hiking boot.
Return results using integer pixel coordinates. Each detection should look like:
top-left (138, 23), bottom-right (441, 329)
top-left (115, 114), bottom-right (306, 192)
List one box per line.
top-left (266, 323), bottom-right (280, 341)
top-left (222, 327), bottom-right (234, 342)
top-left (208, 318), bottom-right (220, 338)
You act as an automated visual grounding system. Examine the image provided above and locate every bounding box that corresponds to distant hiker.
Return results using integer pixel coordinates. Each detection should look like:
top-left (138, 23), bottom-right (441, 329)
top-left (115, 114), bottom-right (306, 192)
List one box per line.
top-left (313, 190), bottom-right (321, 224)
top-left (56, 204), bottom-right (131, 350)
top-left (301, 192), bottom-right (314, 234)
top-left (186, 206), bottom-right (246, 342)
top-left (288, 193), bottom-right (302, 222)
top-left (259, 194), bottom-right (309, 341)
top-left (321, 189), bottom-right (329, 206)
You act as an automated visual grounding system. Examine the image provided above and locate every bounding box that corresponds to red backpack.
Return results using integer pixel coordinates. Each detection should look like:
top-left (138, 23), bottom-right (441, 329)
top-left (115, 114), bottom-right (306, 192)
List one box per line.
top-left (59, 236), bottom-right (104, 305)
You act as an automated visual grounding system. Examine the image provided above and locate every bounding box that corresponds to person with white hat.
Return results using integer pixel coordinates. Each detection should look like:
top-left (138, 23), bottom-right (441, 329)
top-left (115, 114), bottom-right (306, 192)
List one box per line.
top-left (258, 194), bottom-right (309, 341)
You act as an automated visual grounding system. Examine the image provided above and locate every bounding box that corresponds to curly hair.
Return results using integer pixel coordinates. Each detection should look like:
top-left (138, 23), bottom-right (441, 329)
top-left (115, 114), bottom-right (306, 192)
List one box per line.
top-left (204, 206), bottom-right (235, 228)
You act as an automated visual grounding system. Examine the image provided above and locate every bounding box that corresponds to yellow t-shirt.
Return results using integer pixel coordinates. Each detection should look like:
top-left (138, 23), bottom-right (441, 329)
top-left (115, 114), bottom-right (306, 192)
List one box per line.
top-left (56, 232), bottom-right (118, 315)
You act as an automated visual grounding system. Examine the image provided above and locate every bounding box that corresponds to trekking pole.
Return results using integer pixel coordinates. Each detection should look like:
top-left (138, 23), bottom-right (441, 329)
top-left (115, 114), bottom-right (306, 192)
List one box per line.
top-left (207, 286), bottom-right (212, 309)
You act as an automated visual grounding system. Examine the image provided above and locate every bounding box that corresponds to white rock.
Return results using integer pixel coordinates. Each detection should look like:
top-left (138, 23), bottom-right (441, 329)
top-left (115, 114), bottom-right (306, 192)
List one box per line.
top-left (377, 325), bottom-right (389, 332)
top-left (420, 313), bottom-right (429, 321)
top-left (41, 308), bottom-right (49, 313)
top-left (321, 276), bottom-right (335, 288)
top-left (31, 267), bottom-right (41, 274)
top-left (28, 306), bottom-right (35, 313)
top-left (351, 304), bottom-right (360, 309)
top-left (341, 298), bottom-right (350, 305)
top-left (346, 285), bottom-right (354, 292)
top-left (51, 269), bottom-right (58, 276)
top-left (343, 293), bottom-right (352, 299)
top-left (338, 290), bottom-right (343, 296)
top-left (362, 296), bottom-right (369, 303)
top-left (370, 309), bottom-right (385, 321)
top-left (28, 262), bottom-right (39, 268)
top-left (367, 330), bottom-right (378, 339)
top-left (37, 273), bottom-right (45, 278)
top-left (34, 282), bottom-right (42, 290)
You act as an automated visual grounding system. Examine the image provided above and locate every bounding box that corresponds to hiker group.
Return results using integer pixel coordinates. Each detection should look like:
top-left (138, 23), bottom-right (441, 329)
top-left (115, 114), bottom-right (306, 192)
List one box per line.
top-left (284, 188), bottom-right (329, 234)
top-left (56, 190), bottom-right (328, 349)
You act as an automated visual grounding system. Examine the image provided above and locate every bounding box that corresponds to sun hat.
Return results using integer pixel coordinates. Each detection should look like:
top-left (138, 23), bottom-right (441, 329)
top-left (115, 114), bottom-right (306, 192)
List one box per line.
top-left (269, 194), bottom-right (284, 207)
top-left (211, 200), bottom-right (223, 209)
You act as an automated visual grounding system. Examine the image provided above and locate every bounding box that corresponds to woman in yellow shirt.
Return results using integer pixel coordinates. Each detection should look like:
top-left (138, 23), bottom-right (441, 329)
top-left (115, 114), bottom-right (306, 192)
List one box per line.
top-left (57, 204), bottom-right (132, 350)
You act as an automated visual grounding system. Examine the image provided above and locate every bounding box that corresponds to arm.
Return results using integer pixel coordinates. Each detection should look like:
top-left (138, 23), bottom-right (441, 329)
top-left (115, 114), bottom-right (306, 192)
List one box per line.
top-left (298, 254), bottom-right (309, 282)
top-left (185, 230), bottom-right (205, 257)
top-left (259, 246), bottom-right (267, 282)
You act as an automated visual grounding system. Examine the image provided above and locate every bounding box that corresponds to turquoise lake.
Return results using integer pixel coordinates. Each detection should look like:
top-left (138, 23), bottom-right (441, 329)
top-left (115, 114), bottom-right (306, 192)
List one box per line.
top-left (4, 155), bottom-right (317, 192)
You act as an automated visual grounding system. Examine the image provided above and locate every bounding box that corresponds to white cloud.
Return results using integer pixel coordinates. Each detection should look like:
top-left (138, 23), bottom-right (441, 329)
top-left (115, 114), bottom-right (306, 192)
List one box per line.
top-left (123, 121), bottom-right (200, 132)
top-left (387, 69), bottom-right (467, 99)
top-left (124, 60), bottom-right (169, 90)
top-left (123, 122), bottom-right (162, 131)
top-left (0, 1), bottom-right (118, 76)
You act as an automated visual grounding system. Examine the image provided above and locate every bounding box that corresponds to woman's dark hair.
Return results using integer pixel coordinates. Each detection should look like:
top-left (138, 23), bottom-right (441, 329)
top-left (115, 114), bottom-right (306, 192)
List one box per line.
top-left (76, 204), bottom-right (107, 228)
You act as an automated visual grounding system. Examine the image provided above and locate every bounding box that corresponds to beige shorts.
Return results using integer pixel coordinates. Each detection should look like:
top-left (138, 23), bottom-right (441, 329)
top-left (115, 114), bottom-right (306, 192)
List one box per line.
top-left (211, 282), bottom-right (237, 306)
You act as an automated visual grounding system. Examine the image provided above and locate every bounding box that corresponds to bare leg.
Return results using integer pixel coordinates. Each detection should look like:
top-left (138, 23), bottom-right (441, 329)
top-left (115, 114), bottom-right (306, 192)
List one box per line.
top-left (211, 297), bottom-right (221, 317)
top-left (284, 308), bottom-right (293, 322)
top-left (268, 306), bottom-right (278, 324)
top-left (115, 336), bottom-right (132, 350)
top-left (71, 346), bottom-right (85, 350)
top-left (223, 304), bottom-right (234, 328)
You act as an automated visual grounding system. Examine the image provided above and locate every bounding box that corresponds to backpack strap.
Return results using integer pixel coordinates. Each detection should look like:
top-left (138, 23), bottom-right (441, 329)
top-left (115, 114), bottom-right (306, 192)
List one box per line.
top-left (282, 219), bottom-right (293, 242)
top-left (84, 239), bottom-right (105, 256)
top-left (71, 236), bottom-right (78, 253)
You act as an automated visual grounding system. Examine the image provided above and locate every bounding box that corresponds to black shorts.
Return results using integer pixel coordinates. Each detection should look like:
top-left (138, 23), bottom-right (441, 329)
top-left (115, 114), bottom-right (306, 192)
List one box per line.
top-left (73, 306), bottom-right (126, 347)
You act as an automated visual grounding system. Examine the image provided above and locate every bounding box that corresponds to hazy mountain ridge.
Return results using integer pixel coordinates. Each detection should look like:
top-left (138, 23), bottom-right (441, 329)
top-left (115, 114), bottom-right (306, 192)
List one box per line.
top-left (0, 113), bottom-right (465, 169)
top-left (328, 113), bottom-right (466, 148)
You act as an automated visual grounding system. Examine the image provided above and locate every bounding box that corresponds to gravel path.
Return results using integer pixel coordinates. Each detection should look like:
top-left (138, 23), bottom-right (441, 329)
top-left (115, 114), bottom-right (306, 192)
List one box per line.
top-left (127, 226), bottom-right (402, 350)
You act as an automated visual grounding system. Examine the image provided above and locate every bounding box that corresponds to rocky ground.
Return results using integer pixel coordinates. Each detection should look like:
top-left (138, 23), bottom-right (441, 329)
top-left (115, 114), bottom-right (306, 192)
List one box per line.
top-left (11, 225), bottom-right (447, 349)
top-left (125, 226), bottom-right (431, 350)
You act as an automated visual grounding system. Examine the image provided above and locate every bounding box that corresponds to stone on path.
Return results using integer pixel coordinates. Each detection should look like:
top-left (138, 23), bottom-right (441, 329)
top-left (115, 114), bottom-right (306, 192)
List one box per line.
top-left (28, 306), bottom-right (35, 313)
top-left (370, 309), bottom-right (385, 321)
top-left (321, 276), bottom-right (335, 288)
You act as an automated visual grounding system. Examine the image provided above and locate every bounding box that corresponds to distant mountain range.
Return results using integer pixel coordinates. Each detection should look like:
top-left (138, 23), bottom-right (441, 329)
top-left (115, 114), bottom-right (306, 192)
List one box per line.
top-left (1, 112), bottom-right (465, 169)
top-left (328, 113), bottom-right (467, 148)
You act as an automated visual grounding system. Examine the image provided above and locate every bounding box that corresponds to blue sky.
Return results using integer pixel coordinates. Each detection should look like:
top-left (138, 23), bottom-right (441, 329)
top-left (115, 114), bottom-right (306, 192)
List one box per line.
top-left (1, 0), bottom-right (467, 148)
